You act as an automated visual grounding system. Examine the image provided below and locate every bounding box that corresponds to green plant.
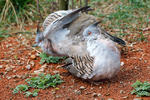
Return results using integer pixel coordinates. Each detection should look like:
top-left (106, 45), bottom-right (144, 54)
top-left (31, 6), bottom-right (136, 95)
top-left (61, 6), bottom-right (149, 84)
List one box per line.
top-left (0, 0), bottom-right (37, 24)
top-left (0, 0), bottom-right (59, 26)
top-left (39, 52), bottom-right (67, 64)
top-left (138, 32), bottom-right (147, 41)
top-left (0, 30), bottom-right (10, 38)
top-left (13, 84), bottom-right (29, 94)
top-left (24, 89), bottom-right (39, 97)
top-left (13, 73), bottom-right (63, 97)
top-left (131, 80), bottom-right (150, 97)
top-left (26, 73), bottom-right (63, 89)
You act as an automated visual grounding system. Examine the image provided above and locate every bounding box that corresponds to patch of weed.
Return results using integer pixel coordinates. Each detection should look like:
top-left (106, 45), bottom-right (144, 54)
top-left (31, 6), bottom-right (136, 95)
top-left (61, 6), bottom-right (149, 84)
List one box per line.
top-left (13, 73), bottom-right (63, 97)
top-left (138, 32), bottom-right (147, 41)
top-left (24, 89), bottom-right (39, 97)
top-left (13, 84), bottom-right (29, 94)
top-left (0, 30), bottom-right (11, 38)
top-left (39, 52), bottom-right (67, 64)
top-left (131, 80), bottom-right (150, 97)
top-left (26, 73), bottom-right (63, 89)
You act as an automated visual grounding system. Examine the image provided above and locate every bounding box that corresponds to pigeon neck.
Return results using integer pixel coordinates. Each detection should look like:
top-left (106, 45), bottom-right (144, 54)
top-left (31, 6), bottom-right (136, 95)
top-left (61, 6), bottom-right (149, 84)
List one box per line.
top-left (87, 34), bottom-right (98, 40)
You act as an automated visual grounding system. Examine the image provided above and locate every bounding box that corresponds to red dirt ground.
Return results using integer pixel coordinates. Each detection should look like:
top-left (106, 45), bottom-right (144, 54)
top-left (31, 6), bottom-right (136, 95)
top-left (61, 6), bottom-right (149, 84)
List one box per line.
top-left (0, 29), bottom-right (150, 100)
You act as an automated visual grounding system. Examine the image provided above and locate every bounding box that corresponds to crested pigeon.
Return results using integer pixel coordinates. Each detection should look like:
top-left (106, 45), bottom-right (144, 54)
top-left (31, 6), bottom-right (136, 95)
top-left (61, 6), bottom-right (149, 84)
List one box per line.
top-left (63, 22), bottom-right (125, 81)
top-left (35, 6), bottom-right (126, 81)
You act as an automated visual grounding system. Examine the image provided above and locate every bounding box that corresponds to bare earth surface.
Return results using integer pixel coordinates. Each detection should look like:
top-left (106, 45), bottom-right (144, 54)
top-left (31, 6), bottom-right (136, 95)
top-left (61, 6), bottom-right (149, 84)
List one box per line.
top-left (0, 28), bottom-right (150, 100)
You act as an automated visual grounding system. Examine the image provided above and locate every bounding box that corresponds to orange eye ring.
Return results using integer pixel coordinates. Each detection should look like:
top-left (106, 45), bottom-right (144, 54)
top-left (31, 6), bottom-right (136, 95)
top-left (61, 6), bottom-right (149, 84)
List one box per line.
top-left (88, 32), bottom-right (92, 35)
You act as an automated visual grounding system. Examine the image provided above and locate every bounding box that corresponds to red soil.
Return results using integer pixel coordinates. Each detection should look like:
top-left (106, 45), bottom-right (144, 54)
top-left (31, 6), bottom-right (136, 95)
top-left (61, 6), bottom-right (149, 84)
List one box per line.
top-left (0, 30), bottom-right (150, 100)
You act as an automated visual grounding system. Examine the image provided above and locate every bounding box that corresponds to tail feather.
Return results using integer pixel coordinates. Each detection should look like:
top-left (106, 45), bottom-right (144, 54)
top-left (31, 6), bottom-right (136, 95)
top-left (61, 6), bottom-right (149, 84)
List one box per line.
top-left (101, 28), bottom-right (126, 46)
top-left (112, 36), bottom-right (126, 46)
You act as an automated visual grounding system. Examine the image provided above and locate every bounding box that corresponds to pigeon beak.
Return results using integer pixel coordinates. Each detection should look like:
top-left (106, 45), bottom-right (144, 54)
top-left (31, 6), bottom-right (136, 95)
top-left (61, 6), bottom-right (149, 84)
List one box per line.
top-left (36, 27), bottom-right (40, 34)
top-left (36, 21), bottom-right (41, 34)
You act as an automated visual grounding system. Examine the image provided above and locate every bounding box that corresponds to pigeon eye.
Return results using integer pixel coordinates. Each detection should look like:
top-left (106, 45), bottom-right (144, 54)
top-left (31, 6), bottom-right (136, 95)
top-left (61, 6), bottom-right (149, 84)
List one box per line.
top-left (88, 31), bottom-right (92, 35)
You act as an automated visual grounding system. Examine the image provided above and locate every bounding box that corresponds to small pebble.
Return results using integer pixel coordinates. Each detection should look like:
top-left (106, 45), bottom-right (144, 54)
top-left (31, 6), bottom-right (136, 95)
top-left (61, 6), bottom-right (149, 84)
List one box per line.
top-left (120, 62), bottom-right (124, 66)
top-left (11, 66), bottom-right (15, 69)
top-left (12, 75), bottom-right (18, 78)
top-left (101, 98), bottom-right (105, 100)
top-left (51, 90), bottom-right (56, 94)
top-left (34, 68), bottom-right (44, 74)
top-left (30, 61), bottom-right (35, 67)
top-left (53, 70), bottom-right (59, 74)
top-left (122, 96), bottom-right (128, 99)
top-left (80, 86), bottom-right (86, 90)
top-left (25, 65), bottom-right (31, 70)
top-left (4, 72), bottom-right (7, 75)
top-left (133, 98), bottom-right (143, 100)
top-left (120, 90), bottom-right (125, 94)
top-left (0, 65), bottom-right (3, 69)
top-left (69, 86), bottom-right (73, 88)
top-left (85, 92), bottom-right (92, 95)
top-left (31, 55), bottom-right (36, 60)
top-left (62, 86), bottom-right (66, 88)
top-left (107, 98), bottom-right (114, 100)
top-left (35, 53), bottom-right (40, 56)
top-left (74, 90), bottom-right (81, 95)
top-left (120, 81), bottom-right (123, 84)
top-left (13, 70), bottom-right (16, 73)
top-left (144, 60), bottom-right (147, 63)
top-left (147, 66), bottom-right (150, 69)
top-left (16, 75), bottom-right (22, 78)
top-left (5, 67), bottom-right (12, 72)
top-left (92, 93), bottom-right (97, 97)
top-left (6, 76), bottom-right (11, 79)
top-left (55, 94), bottom-right (62, 98)
top-left (41, 64), bottom-right (47, 68)
top-left (105, 93), bottom-right (110, 96)
top-left (97, 93), bottom-right (101, 97)
top-left (21, 73), bottom-right (29, 79)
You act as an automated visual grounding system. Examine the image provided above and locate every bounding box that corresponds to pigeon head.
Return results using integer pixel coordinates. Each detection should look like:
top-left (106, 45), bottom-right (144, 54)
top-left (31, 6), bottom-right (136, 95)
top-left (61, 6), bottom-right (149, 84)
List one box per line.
top-left (36, 28), bottom-right (44, 44)
top-left (83, 21), bottom-right (100, 38)
top-left (34, 28), bottom-right (53, 55)
top-left (33, 25), bottom-right (44, 47)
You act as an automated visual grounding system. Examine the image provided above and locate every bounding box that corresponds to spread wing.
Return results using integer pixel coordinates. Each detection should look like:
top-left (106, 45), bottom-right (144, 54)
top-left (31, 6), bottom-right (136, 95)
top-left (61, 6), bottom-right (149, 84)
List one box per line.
top-left (42, 10), bottom-right (72, 30)
top-left (43, 6), bottom-right (91, 38)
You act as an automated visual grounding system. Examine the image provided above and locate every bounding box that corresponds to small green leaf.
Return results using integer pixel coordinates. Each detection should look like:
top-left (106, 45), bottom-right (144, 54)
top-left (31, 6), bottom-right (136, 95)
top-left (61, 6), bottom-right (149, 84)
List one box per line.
top-left (131, 80), bottom-right (150, 97)
top-left (39, 53), bottom-right (67, 64)
top-left (24, 91), bottom-right (32, 97)
top-left (13, 84), bottom-right (28, 94)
